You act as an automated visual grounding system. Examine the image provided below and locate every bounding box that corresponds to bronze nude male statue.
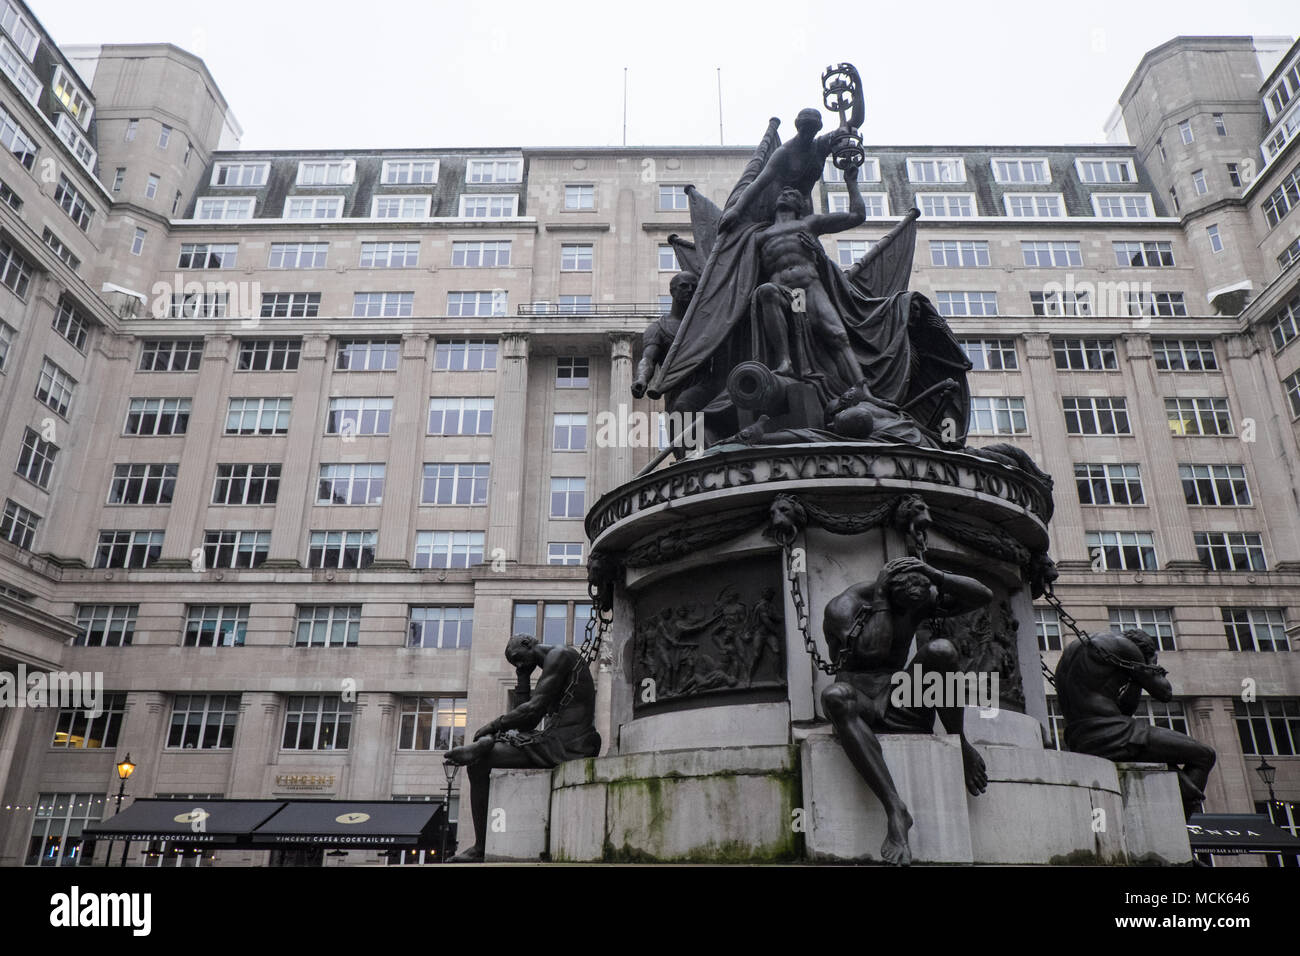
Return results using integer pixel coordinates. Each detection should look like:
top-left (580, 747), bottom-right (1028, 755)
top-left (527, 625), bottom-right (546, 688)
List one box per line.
top-left (444, 634), bottom-right (601, 862)
top-left (821, 556), bottom-right (992, 865)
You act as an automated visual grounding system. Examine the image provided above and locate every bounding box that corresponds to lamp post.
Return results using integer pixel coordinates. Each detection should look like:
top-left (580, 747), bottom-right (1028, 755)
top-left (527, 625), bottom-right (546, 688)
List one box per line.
top-left (114, 754), bottom-right (135, 867)
top-left (1255, 757), bottom-right (1279, 817)
top-left (440, 761), bottom-right (460, 863)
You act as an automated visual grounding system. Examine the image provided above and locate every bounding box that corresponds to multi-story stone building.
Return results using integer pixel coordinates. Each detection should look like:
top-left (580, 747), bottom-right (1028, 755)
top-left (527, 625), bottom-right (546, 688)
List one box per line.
top-left (0, 3), bottom-right (1296, 865)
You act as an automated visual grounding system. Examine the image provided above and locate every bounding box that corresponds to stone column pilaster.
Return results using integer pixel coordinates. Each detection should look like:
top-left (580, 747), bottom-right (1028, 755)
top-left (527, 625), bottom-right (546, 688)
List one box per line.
top-left (486, 333), bottom-right (530, 564)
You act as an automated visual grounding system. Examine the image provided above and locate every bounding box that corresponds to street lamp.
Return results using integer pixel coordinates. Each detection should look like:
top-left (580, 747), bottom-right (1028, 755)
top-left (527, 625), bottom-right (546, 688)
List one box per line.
top-left (440, 761), bottom-right (461, 862)
top-left (1255, 757), bottom-right (1280, 816)
top-left (115, 754), bottom-right (135, 867)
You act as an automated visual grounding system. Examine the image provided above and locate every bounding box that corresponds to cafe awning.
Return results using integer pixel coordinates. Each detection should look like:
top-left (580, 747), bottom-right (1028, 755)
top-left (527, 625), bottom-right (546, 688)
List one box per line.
top-left (83, 799), bottom-right (283, 845)
top-left (250, 800), bottom-right (444, 847)
top-left (1186, 813), bottom-right (1300, 854)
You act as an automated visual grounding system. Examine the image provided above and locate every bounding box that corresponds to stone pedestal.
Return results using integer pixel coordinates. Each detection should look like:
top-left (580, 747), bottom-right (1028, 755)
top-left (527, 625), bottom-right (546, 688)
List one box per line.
top-left (483, 768), bottom-right (552, 863)
top-left (1117, 762), bottom-right (1194, 865)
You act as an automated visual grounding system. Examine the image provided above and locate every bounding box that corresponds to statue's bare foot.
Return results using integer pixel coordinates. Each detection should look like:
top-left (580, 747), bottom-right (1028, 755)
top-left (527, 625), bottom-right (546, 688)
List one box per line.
top-left (443, 746), bottom-right (473, 766)
top-left (881, 806), bottom-right (913, 866)
top-left (447, 846), bottom-right (484, 863)
top-left (962, 738), bottom-right (988, 795)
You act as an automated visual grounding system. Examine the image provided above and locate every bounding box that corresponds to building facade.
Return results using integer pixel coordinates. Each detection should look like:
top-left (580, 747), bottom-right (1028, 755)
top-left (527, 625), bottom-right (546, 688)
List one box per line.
top-left (0, 5), bottom-right (1297, 864)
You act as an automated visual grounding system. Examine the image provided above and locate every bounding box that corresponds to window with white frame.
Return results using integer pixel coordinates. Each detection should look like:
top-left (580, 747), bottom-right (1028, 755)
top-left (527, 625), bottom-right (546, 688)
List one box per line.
top-left (55, 175), bottom-right (94, 231)
top-left (561, 243), bottom-right (594, 271)
top-left (1222, 608), bottom-right (1288, 652)
top-left (74, 605), bottom-right (137, 647)
top-left (53, 295), bottom-right (89, 351)
top-left (907, 158), bottom-right (965, 183)
top-left (130, 228), bottom-right (147, 256)
top-left (1021, 241), bottom-right (1081, 268)
top-left (1271, 295), bottom-right (1300, 351)
top-left (407, 608), bottom-right (473, 649)
top-left (1063, 396), bottom-right (1130, 435)
top-left (307, 530), bottom-right (377, 569)
top-left (259, 292), bottom-right (320, 318)
top-left (372, 195), bottom-right (430, 218)
top-left (145, 173), bottom-right (159, 199)
top-left (16, 427), bottom-right (56, 488)
top-left (51, 694), bottom-right (125, 750)
top-left (107, 463), bottom-right (177, 505)
top-left (1126, 291), bottom-right (1187, 317)
top-left (1109, 607), bottom-right (1176, 651)
top-left (183, 604), bottom-right (250, 645)
top-left (1286, 370), bottom-right (1300, 419)
top-left (413, 531), bottom-right (485, 569)
top-left (398, 696), bottom-right (468, 748)
top-left (236, 338), bottom-right (300, 372)
top-left (284, 196), bottom-right (343, 219)
top-left (124, 118), bottom-right (138, 141)
top-left (467, 157), bottom-right (522, 183)
top-left (0, 237), bottom-right (31, 298)
top-left (658, 243), bottom-right (678, 271)
top-left (550, 477), bottom-right (586, 517)
top-left (360, 241), bottom-right (419, 268)
top-left (1035, 607), bottom-right (1063, 651)
top-left (157, 125), bottom-right (171, 149)
top-left (1005, 193), bottom-right (1064, 217)
top-left (1195, 532), bottom-right (1265, 572)
top-left (282, 696), bottom-right (352, 750)
top-left (565, 184), bottom-right (594, 210)
top-left (26, 793), bottom-right (104, 867)
top-left (658, 185), bottom-right (689, 210)
top-left (556, 357), bottom-right (588, 387)
top-left (1092, 193), bottom-right (1154, 218)
top-left (1031, 290), bottom-right (1091, 317)
top-left (930, 240), bottom-right (989, 267)
top-left (434, 339), bottom-right (497, 370)
top-left (336, 339), bottom-right (398, 371)
top-left (294, 605), bottom-right (361, 648)
top-left (177, 243), bottom-right (237, 270)
top-left (421, 464), bottom-right (489, 505)
top-left (558, 295), bottom-right (592, 314)
top-left (553, 413), bottom-right (588, 451)
top-left (548, 542), bottom-right (584, 565)
top-left (326, 397), bottom-right (392, 435)
top-left (1178, 119), bottom-right (1193, 144)
top-left (1, 2), bottom-right (39, 59)
top-left (1192, 169), bottom-right (1208, 196)
top-left (125, 398), bottom-right (191, 436)
top-left (427, 397), bottom-right (493, 435)
top-left (836, 239), bottom-right (877, 266)
top-left (212, 162), bottom-right (269, 187)
top-left (166, 290), bottom-right (228, 319)
top-left (317, 464), bottom-right (386, 505)
top-left (224, 397), bottom-right (290, 435)
top-left (452, 240), bottom-right (511, 267)
top-left (296, 160), bottom-right (354, 186)
top-left (1076, 158), bottom-right (1136, 184)
top-left (43, 227), bottom-right (81, 270)
top-left (1179, 463), bottom-right (1250, 507)
top-left (991, 158), bottom-right (1049, 183)
top-left (167, 694), bottom-right (239, 750)
top-left (1206, 224), bottom-right (1223, 253)
top-left (0, 34), bottom-right (40, 103)
top-left (0, 103), bottom-right (38, 169)
top-left (35, 359), bottom-right (75, 417)
top-left (1052, 337), bottom-right (1116, 370)
top-left (353, 291), bottom-right (413, 317)
top-left (958, 338), bottom-right (1017, 370)
top-left (94, 530), bottom-right (163, 569)
top-left (1234, 699), bottom-right (1300, 755)
top-left (1152, 338), bottom-right (1216, 372)
top-left (916, 193), bottom-right (974, 217)
top-left (1165, 397), bottom-right (1231, 436)
top-left (459, 194), bottom-right (518, 217)
top-left (1262, 162), bottom-right (1300, 229)
top-left (196, 197), bottom-right (255, 220)
top-left (968, 396), bottom-right (1027, 435)
top-left (447, 291), bottom-right (505, 316)
top-left (382, 159), bottom-right (439, 184)
top-left (211, 464), bottom-right (280, 505)
top-left (934, 291), bottom-right (997, 316)
top-left (0, 498), bottom-right (37, 549)
top-left (1113, 240), bottom-right (1173, 267)
top-left (827, 192), bottom-right (889, 216)
top-left (0, 318), bottom-right (12, 369)
top-left (1075, 463), bottom-right (1143, 506)
top-left (824, 157), bottom-right (881, 182)
top-left (55, 114), bottom-right (94, 172)
top-left (1086, 531), bottom-right (1158, 571)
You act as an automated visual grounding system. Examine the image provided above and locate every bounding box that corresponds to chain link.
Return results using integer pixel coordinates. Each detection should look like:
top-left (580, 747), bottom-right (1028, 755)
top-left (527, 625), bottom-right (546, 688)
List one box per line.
top-left (785, 543), bottom-right (853, 674)
top-left (543, 580), bottom-right (612, 728)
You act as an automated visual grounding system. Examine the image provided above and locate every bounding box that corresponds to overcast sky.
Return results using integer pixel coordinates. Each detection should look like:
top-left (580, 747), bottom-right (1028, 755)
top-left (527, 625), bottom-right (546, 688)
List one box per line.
top-left (38, 0), bottom-right (1298, 151)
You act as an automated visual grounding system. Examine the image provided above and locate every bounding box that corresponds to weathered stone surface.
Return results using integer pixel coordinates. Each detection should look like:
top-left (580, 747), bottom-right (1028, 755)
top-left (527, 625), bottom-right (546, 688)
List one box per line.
top-left (1117, 762), bottom-right (1193, 865)
top-left (965, 708), bottom-right (1046, 749)
top-left (483, 768), bottom-right (552, 863)
top-left (618, 701), bottom-right (791, 753)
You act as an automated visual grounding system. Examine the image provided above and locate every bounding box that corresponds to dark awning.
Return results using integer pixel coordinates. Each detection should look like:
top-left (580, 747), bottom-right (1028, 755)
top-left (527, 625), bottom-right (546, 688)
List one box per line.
top-left (250, 800), bottom-right (444, 847)
top-left (1187, 813), bottom-right (1300, 854)
top-left (83, 799), bottom-right (285, 845)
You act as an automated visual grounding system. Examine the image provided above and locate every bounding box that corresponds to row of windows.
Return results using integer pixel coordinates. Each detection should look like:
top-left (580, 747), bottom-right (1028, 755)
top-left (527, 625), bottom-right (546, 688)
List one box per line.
top-left (1074, 462), bottom-right (1251, 508)
top-left (960, 337), bottom-right (1217, 372)
top-left (964, 394), bottom-right (1235, 437)
top-left (935, 289), bottom-right (1188, 318)
top-left (1079, 530), bottom-right (1267, 572)
top-left (827, 189), bottom-right (1156, 220)
top-left (193, 193), bottom-right (524, 221)
top-left (209, 157), bottom-right (515, 189)
top-left (1029, 605), bottom-right (1287, 654)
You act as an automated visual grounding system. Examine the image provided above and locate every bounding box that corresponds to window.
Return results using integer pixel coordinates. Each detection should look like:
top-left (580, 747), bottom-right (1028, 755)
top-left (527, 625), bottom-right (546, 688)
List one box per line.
top-left (427, 398), bottom-right (493, 435)
top-left (336, 339), bottom-right (398, 371)
top-left (296, 161), bottom-right (354, 186)
top-left (550, 477), bottom-right (586, 517)
top-left (959, 338), bottom-right (1017, 370)
top-left (1075, 463), bottom-right (1143, 506)
top-left (413, 531), bottom-right (485, 569)
top-left (1180, 464), bottom-right (1250, 506)
top-left (353, 291), bottom-right (413, 317)
top-left (177, 243), bottom-right (237, 269)
top-left (145, 173), bottom-right (159, 199)
top-left (556, 356), bottom-right (589, 388)
top-left (268, 242), bottom-right (327, 269)
top-left (407, 607), bottom-right (473, 649)
top-left (420, 464), bottom-right (489, 505)
top-left (1262, 162), bottom-right (1300, 229)
top-left (1092, 194), bottom-right (1154, 218)
top-left (295, 605), bottom-right (361, 648)
top-left (283, 696), bottom-right (352, 750)
top-left (130, 227), bottom-right (147, 256)
top-left (16, 427), bottom-right (56, 488)
top-left (1021, 241), bottom-right (1082, 268)
top-left (1, 2), bottom-right (39, 59)
top-left (94, 530), bottom-right (163, 569)
top-left (1222, 608), bottom-right (1288, 652)
top-left (1272, 294), bottom-right (1300, 350)
top-left (372, 195), bottom-right (431, 218)
top-left (1076, 158), bottom-right (1135, 184)
top-left (561, 243), bottom-right (593, 271)
top-left (43, 228), bottom-right (81, 271)
top-left (218, 397), bottom-right (290, 437)
top-left (554, 413), bottom-right (588, 450)
top-left (1279, 237), bottom-right (1300, 271)
top-left (196, 197), bottom-right (255, 220)
top-left (183, 604), bottom-right (249, 646)
top-left (451, 240), bottom-right (511, 267)
top-left (907, 158), bottom-right (965, 183)
top-left (124, 118), bottom-right (139, 141)
top-left (829, 192), bottom-right (889, 216)
top-left (1112, 240), bottom-right (1174, 268)
top-left (52, 694), bottom-right (125, 750)
top-left (935, 291), bottom-right (997, 316)
top-left (657, 244), bottom-right (679, 271)
top-left (548, 542), bottom-right (583, 565)
top-left (1127, 291), bottom-right (1187, 317)
top-left (183, 140), bottom-right (192, 164)
top-left (836, 239), bottom-right (878, 266)
top-left (36, 359), bottom-right (75, 417)
top-left (1005, 193), bottom-right (1064, 217)
top-left (212, 162), bottom-right (269, 187)
top-left (0, 498), bottom-right (37, 549)
top-left (1063, 397), bottom-right (1130, 435)
top-left (74, 605), bottom-right (137, 647)
top-left (1195, 531), bottom-right (1266, 571)
top-left (1031, 290), bottom-right (1091, 317)
top-left (1086, 531), bottom-right (1157, 571)
top-left (202, 531), bottom-right (269, 569)
top-left (1191, 169), bottom-right (1208, 196)
top-left (108, 463), bottom-right (177, 505)
top-left (467, 158), bottom-right (521, 183)
top-left (237, 338), bottom-right (300, 372)
top-left (658, 185), bottom-right (688, 210)
top-left (212, 463), bottom-right (280, 506)
top-left (1152, 339), bottom-right (1216, 372)
top-left (1035, 607), bottom-right (1063, 651)
top-left (1234, 699), bottom-right (1300, 755)
top-left (1108, 608), bottom-right (1176, 652)
top-left (53, 296), bottom-right (89, 351)
top-left (0, 176), bottom-right (20, 210)
top-left (991, 158), bottom-right (1049, 183)
top-left (824, 157), bottom-right (881, 183)
top-left (968, 396), bottom-right (1027, 435)
top-left (1177, 119), bottom-right (1193, 144)
top-left (307, 530), bottom-right (377, 569)
top-left (1212, 113), bottom-right (1226, 136)
top-left (0, 238), bottom-right (32, 297)
top-left (447, 291), bottom-right (505, 316)
top-left (1206, 224), bottom-right (1222, 253)
top-left (398, 696), bottom-right (468, 750)
top-left (0, 103), bottom-right (37, 169)
top-left (260, 292), bottom-right (320, 318)
top-left (0, 318), bottom-right (11, 370)
top-left (930, 240), bottom-right (989, 267)
top-left (55, 175), bottom-right (95, 231)
top-left (360, 241), bottom-right (419, 268)
top-left (917, 193), bottom-right (974, 217)
top-left (125, 398), bottom-right (191, 436)
top-left (167, 694), bottom-right (238, 750)
top-left (1053, 338), bottom-right (1116, 370)
top-left (1287, 370), bottom-right (1300, 419)
top-left (564, 185), bottom-right (594, 210)
top-left (317, 463), bottom-right (386, 505)
top-left (512, 600), bottom-right (593, 646)
top-left (558, 295), bottom-right (592, 314)
top-left (326, 397), bottom-right (392, 435)
top-left (382, 159), bottom-right (439, 184)
top-left (435, 339), bottom-right (497, 371)
top-left (283, 196), bottom-right (343, 219)
top-left (459, 194), bottom-right (518, 217)
top-left (1165, 397), bottom-right (1231, 436)
top-left (155, 124), bottom-right (171, 149)
top-left (1227, 163), bottom-right (1241, 188)
top-left (26, 793), bottom-right (104, 867)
